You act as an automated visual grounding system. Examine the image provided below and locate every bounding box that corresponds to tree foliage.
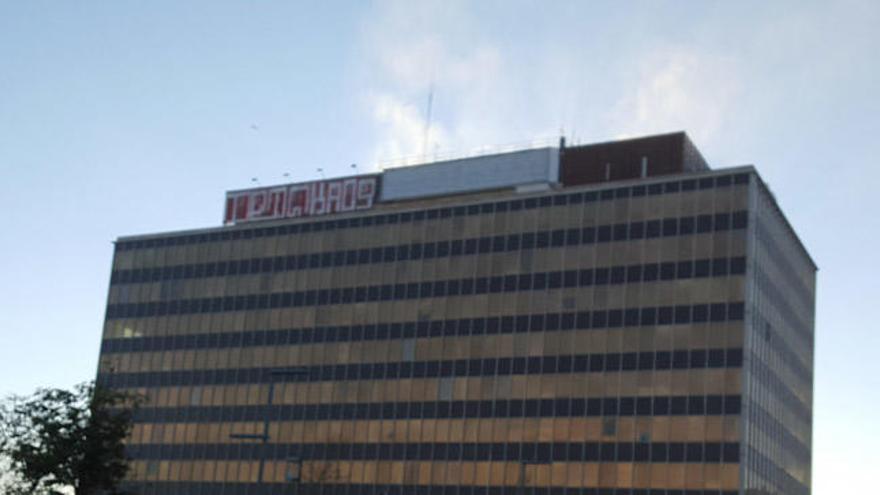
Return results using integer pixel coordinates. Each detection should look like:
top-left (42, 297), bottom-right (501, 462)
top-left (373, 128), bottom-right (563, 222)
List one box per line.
top-left (0, 382), bottom-right (141, 495)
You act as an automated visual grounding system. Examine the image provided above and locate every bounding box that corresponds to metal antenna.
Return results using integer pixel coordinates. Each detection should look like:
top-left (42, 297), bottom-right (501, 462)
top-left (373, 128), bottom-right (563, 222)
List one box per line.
top-left (422, 81), bottom-right (434, 159)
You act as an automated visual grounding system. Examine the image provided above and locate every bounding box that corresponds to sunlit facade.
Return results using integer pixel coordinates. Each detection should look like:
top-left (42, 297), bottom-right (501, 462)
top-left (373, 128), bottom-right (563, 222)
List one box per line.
top-left (96, 133), bottom-right (815, 495)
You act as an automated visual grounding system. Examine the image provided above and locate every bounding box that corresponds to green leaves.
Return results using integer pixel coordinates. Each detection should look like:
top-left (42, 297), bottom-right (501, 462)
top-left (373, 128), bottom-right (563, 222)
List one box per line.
top-left (0, 381), bottom-right (142, 495)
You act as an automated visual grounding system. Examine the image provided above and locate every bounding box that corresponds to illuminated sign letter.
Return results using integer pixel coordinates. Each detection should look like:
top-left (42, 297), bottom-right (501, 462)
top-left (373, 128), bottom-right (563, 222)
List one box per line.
top-left (224, 174), bottom-right (380, 225)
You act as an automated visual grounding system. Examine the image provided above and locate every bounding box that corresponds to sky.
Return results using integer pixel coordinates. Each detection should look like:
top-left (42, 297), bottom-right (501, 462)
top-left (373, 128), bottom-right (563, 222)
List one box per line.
top-left (0, 0), bottom-right (877, 492)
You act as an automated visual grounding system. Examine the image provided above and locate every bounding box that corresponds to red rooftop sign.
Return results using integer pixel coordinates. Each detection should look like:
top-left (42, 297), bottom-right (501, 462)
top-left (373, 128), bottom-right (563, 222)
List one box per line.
top-left (224, 175), bottom-right (379, 225)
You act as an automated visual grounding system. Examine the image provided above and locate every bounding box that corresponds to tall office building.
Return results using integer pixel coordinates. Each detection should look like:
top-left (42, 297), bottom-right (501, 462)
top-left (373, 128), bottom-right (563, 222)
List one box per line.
top-left (97, 132), bottom-right (815, 495)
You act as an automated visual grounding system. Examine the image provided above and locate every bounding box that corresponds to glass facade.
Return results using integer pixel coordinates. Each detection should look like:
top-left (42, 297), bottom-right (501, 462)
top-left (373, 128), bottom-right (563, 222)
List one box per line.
top-left (96, 167), bottom-right (814, 495)
top-left (740, 179), bottom-right (815, 495)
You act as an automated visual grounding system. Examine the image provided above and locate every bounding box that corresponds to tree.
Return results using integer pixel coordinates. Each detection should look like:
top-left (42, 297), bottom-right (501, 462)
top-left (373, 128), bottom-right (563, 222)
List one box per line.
top-left (0, 381), bottom-right (141, 495)
top-left (0, 453), bottom-right (27, 494)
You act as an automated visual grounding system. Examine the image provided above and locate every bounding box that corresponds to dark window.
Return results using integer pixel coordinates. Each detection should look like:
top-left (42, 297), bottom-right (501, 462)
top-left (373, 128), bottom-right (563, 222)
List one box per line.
top-left (581, 227), bottom-right (595, 243)
top-left (714, 212), bottom-right (731, 231)
top-left (730, 257), bottom-right (746, 274)
top-left (712, 258), bottom-right (729, 276)
top-left (674, 305), bottom-right (691, 324)
top-left (450, 240), bottom-right (463, 256)
top-left (732, 211), bottom-right (748, 229)
top-left (677, 260), bottom-right (693, 278)
top-left (626, 265), bottom-right (642, 282)
top-left (579, 269), bottom-right (593, 286)
top-left (629, 222), bottom-right (644, 239)
top-left (696, 214), bottom-right (713, 233)
top-left (506, 235), bottom-right (520, 251)
top-left (694, 259), bottom-right (710, 277)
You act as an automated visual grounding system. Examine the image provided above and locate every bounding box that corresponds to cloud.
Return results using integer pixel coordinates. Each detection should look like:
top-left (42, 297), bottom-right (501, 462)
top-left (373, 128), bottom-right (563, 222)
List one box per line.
top-left (356, 0), bottom-right (549, 168)
top-left (607, 47), bottom-right (742, 146)
top-left (357, 2), bottom-right (859, 170)
top-left (363, 35), bottom-right (507, 164)
top-left (367, 91), bottom-right (450, 166)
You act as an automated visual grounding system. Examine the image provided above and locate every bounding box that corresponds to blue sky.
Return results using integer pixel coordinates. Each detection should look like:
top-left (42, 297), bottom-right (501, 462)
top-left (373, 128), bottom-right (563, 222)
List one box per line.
top-left (1, 1), bottom-right (877, 491)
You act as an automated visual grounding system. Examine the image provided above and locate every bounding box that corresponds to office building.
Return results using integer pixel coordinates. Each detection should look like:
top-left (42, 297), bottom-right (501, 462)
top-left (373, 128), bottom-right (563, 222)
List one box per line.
top-left (97, 132), bottom-right (815, 495)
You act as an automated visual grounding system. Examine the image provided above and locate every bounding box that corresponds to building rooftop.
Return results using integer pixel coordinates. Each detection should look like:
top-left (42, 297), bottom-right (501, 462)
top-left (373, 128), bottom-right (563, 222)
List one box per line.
top-left (115, 131), bottom-right (815, 269)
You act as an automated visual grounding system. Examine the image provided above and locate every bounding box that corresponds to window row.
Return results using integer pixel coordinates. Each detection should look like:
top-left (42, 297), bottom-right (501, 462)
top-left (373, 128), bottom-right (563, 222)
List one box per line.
top-left (745, 446), bottom-right (809, 495)
top-left (116, 173), bottom-right (750, 252)
top-left (134, 394), bottom-right (742, 423)
top-left (103, 301), bottom-right (745, 354)
top-left (122, 481), bottom-right (738, 495)
top-left (754, 267), bottom-right (813, 344)
top-left (112, 212), bottom-right (748, 285)
top-left (98, 348), bottom-right (744, 388)
top-left (105, 260), bottom-right (746, 320)
top-left (755, 217), bottom-right (814, 306)
top-left (749, 358), bottom-right (811, 425)
top-left (748, 312), bottom-right (812, 384)
top-left (126, 441), bottom-right (741, 464)
top-left (747, 404), bottom-right (811, 465)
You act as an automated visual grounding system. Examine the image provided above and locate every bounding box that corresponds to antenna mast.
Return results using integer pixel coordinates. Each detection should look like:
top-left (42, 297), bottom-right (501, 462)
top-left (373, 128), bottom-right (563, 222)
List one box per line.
top-left (422, 81), bottom-right (434, 159)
